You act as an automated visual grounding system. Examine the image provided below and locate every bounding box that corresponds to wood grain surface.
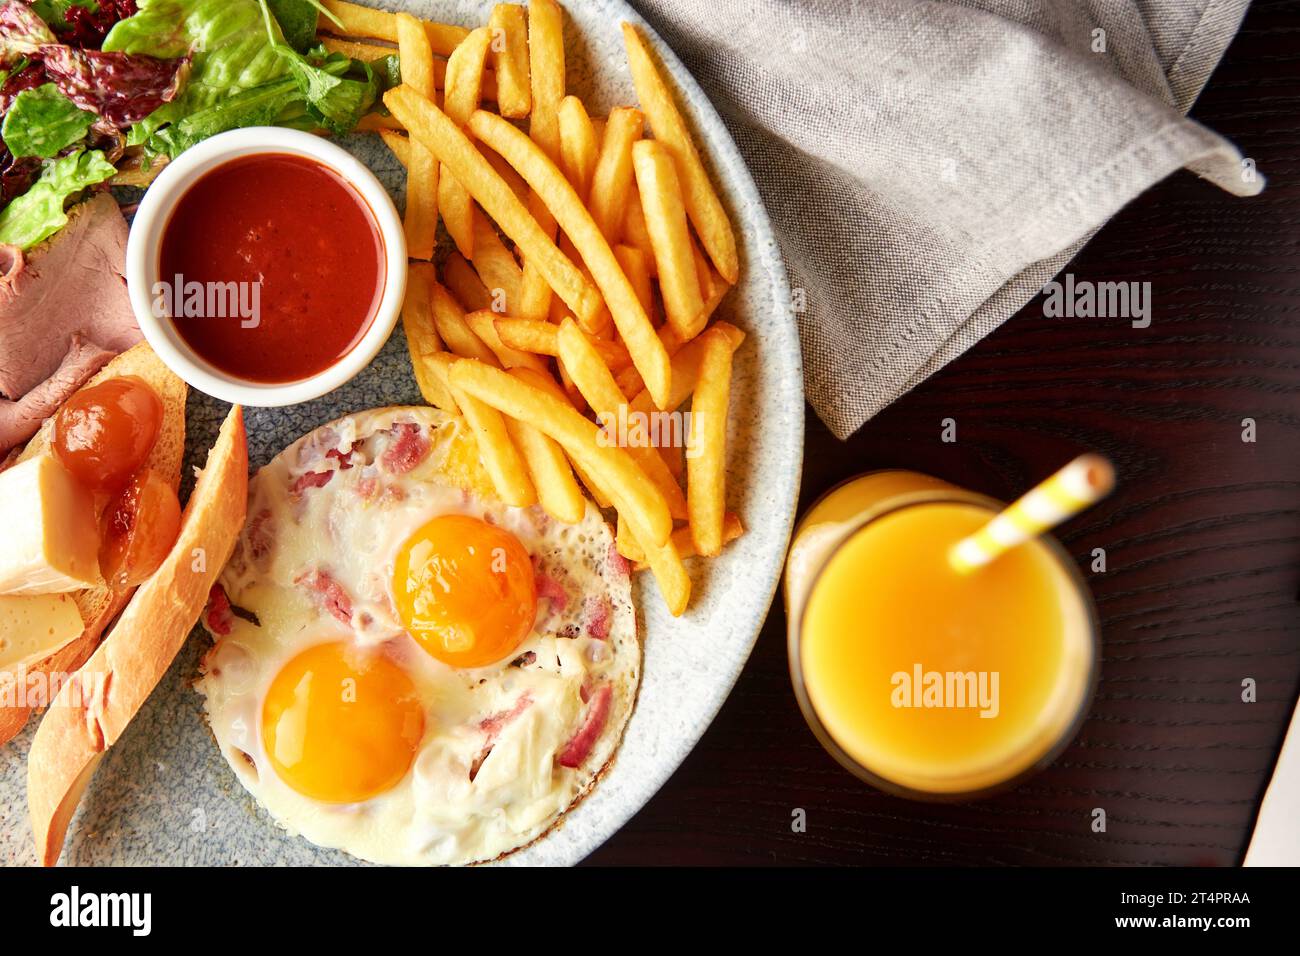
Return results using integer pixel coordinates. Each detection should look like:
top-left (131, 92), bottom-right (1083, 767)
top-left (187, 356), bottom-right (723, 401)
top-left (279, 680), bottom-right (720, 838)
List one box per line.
top-left (587, 0), bottom-right (1300, 866)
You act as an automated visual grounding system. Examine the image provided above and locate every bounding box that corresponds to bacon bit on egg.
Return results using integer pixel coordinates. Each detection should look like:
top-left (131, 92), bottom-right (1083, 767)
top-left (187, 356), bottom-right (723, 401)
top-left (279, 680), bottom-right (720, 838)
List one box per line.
top-left (327, 439), bottom-right (364, 469)
top-left (606, 542), bottom-right (631, 580)
top-left (356, 476), bottom-right (379, 501)
top-left (381, 422), bottom-right (430, 474)
top-left (470, 692), bottom-right (534, 781)
top-left (584, 595), bottom-right (612, 640)
top-left (478, 692), bottom-right (534, 739)
top-left (532, 558), bottom-right (568, 612)
top-left (205, 584), bottom-right (233, 637)
top-left (294, 569), bottom-right (353, 624)
top-left (290, 469), bottom-right (333, 498)
top-left (558, 684), bottom-right (612, 769)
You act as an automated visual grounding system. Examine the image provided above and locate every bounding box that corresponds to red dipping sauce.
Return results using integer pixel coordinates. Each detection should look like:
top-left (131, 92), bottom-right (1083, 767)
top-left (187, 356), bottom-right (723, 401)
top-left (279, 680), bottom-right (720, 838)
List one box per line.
top-left (158, 153), bottom-right (385, 384)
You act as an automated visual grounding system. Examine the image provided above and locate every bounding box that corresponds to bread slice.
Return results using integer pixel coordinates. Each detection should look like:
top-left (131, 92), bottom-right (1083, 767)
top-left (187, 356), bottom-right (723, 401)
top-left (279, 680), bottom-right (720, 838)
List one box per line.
top-left (0, 343), bottom-right (186, 745)
top-left (28, 405), bottom-right (246, 866)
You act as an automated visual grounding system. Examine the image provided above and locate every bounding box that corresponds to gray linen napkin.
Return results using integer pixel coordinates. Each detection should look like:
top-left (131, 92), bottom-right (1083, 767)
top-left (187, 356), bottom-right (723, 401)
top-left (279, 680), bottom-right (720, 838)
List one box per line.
top-left (630, 0), bottom-right (1263, 438)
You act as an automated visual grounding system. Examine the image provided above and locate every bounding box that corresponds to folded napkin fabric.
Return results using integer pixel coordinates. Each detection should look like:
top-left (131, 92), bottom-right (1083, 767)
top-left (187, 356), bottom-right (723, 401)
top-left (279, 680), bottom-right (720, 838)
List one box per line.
top-left (631, 0), bottom-right (1262, 438)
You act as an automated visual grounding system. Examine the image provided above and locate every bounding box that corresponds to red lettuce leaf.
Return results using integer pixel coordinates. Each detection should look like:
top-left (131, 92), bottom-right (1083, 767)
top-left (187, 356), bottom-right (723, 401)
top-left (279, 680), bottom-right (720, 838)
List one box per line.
top-left (38, 44), bottom-right (187, 125)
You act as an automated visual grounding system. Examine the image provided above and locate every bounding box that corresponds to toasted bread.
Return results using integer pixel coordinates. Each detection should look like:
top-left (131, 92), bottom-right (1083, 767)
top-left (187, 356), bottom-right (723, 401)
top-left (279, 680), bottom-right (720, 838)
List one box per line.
top-left (28, 405), bottom-right (246, 866)
top-left (0, 343), bottom-right (186, 745)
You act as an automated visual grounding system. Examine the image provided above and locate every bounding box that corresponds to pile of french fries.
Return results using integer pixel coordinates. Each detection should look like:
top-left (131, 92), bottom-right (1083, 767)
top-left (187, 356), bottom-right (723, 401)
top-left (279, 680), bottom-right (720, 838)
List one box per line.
top-left (318, 0), bottom-right (744, 615)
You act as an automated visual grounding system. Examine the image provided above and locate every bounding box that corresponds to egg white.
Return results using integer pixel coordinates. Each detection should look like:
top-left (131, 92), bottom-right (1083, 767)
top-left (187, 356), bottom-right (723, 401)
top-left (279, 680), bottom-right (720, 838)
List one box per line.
top-left (197, 407), bottom-right (639, 866)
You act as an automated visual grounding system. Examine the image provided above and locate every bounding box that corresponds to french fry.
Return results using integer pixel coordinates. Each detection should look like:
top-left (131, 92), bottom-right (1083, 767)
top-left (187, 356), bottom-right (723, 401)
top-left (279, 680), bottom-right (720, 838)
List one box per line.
top-left (319, 0), bottom-right (467, 57)
top-left (449, 379), bottom-right (537, 507)
top-left (495, 317), bottom-right (560, 356)
top-left (512, 367), bottom-right (613, 509)
top-left (558, 95), bottom-right (599, 198)
top-left (489, 4), bottom-right (531, 118)
top-left (419, 352), bottom-right (461, 414)
top-left (429, 279), bottom-right (499, 365)
top-left (447, 359), bottom-right (672, 546)
top-left (622, 181), bottom-right (657, 276)
top-left (634, 513), bottom-right (744, 569)
top-left (469, 214), bottom-right (522, 313)
top-left (465, 310), bottom-right (548, 373)
top-left (622, 23), bottom-right (738, 284)
top-left (439, 26), bottom-right (494, 258)
top-left (527, 0), bottom-right (565, 162)
top-left (443, 27), bottom-right (493, 123)
top-left (469, 109), bottom-right (672, 409)
top-left (518, 0), bottom-right (566, 324)
top-left (629, 321), bottom-right (743, 416)
top-left (480, 142), bottom-right (530, 201)
top-left (396, 13), bottom-right (438, 260)
top-left (356, 111), bottom-right (406, 133)
top-left (696, 246), bottom-right (733, 324)
top-left (556, 318), bottom-right (687, 520)
top-left (495, 318), bottom-right (630, 370)
top-left (378, 128), bottom-right (410, 166)
top-left (616, 512), bottom-right (641, 561)
top-left (613, 243), bottom-right (654, 319)
top-left (442, 251), bottom-right (494, 313)
top-left (319, 36), bottom-right (396, 63)
top-left (633, 139), bottom-right (705, 339)
top-left (402, 263), bottom-right (457, 410)
top-left (686, 329), bottom-right (733, 556)
top-left (504, 369), bottom-right (586, 524)
top-left (384, 86), bottom-right (602, 327)
top-left (623, 518), bottom-right (691, 616)
top-left (589, 107), bottom-right (643, 242)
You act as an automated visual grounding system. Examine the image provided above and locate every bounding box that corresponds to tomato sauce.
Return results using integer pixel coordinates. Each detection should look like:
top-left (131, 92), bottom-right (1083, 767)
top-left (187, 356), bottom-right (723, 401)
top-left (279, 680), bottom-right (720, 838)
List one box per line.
top-left (158, 153), bottom-right (385, 384)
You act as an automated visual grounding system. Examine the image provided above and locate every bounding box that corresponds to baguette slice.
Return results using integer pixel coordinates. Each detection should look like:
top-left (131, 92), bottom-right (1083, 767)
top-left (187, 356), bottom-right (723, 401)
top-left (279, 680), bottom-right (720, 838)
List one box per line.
top-left (28, 405), bottom-right (247, 866)
top-left (0, 343), bottom-right (186, 745)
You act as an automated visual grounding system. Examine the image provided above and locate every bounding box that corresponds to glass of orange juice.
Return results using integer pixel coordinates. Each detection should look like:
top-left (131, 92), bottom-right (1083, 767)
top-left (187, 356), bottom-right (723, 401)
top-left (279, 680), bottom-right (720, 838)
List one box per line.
top-left (785, 471), bottom-right (1099, 799)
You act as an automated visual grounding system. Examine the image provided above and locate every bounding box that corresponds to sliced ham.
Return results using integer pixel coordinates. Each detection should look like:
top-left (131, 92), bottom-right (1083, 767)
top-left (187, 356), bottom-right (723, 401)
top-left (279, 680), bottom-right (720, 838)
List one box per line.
top-left (0, 333), bottom-right (113, 453)
top-left (0, 194), bottom-right (140, 453)
top-left (557, 684), bottom-right (612, 769)
top-left (0, 194), bottom-right (140, 399)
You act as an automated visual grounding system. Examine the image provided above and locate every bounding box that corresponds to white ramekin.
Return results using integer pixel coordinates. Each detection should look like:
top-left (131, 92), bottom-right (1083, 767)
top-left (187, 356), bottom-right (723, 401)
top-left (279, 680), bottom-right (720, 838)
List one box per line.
top-left (125, 127), bottom-right (406, 407)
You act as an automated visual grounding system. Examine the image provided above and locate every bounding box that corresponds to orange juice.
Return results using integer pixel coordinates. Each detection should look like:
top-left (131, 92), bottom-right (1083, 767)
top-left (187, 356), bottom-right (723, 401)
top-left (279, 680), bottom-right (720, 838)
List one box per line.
top-left (785, 472), bottom-right (1097, 797)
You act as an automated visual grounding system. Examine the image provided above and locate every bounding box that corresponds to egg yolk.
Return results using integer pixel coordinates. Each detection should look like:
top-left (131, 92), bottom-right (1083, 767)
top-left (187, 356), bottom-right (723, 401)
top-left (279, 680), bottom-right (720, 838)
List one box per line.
top-left (261, 642), bottom-right (424, 803)
top-left (392, 514), bottom-right (537, 668)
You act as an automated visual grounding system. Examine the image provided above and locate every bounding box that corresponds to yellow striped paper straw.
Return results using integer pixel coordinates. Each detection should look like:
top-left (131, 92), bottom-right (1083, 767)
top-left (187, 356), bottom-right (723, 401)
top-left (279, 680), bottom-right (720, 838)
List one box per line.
top-left (949, 454), bottom-right (1116, 574)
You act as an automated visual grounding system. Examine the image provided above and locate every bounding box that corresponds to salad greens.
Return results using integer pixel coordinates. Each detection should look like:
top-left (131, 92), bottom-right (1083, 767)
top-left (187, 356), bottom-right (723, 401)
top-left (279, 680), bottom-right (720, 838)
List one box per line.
top-left (0, 0), bottom-right (377, 249)
top-left (1, 82), bottom-right (94, 158)
top-left (0, 147), bottom-right (114, 247)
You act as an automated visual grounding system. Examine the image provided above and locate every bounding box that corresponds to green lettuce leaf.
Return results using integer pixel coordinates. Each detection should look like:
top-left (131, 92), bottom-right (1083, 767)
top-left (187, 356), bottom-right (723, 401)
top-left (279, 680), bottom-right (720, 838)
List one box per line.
top-left (265, 0), bottom-right (319, 52)
top-left (0, 148), bottom-right (115, 249)
top-left (254, 4), bottom-right (374, 134)
top-left (1, 83), bottom-right (96, 158)
top-left (148, 75), bottom-right (300, 155)
top-left (104, 0), bottom-right (293, 156)
top-left (284, 48), bottom-right (376, 134)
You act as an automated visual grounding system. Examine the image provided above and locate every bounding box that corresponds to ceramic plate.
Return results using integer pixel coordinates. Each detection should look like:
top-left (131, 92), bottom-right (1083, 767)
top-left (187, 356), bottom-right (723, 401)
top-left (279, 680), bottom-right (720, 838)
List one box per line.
top-left (0, 0), bottom-right (803, 866)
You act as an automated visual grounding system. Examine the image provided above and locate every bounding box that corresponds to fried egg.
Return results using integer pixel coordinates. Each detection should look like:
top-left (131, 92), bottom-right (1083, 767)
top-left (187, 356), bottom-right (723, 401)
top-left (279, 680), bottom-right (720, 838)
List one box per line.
top-left (197, 407), bottom-right (638, 866)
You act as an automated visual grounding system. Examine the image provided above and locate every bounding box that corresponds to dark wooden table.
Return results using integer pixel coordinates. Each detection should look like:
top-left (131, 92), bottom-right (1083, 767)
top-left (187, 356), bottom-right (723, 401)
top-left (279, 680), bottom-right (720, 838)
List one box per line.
top-left (588, 0), bottom-right (1300, 866)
